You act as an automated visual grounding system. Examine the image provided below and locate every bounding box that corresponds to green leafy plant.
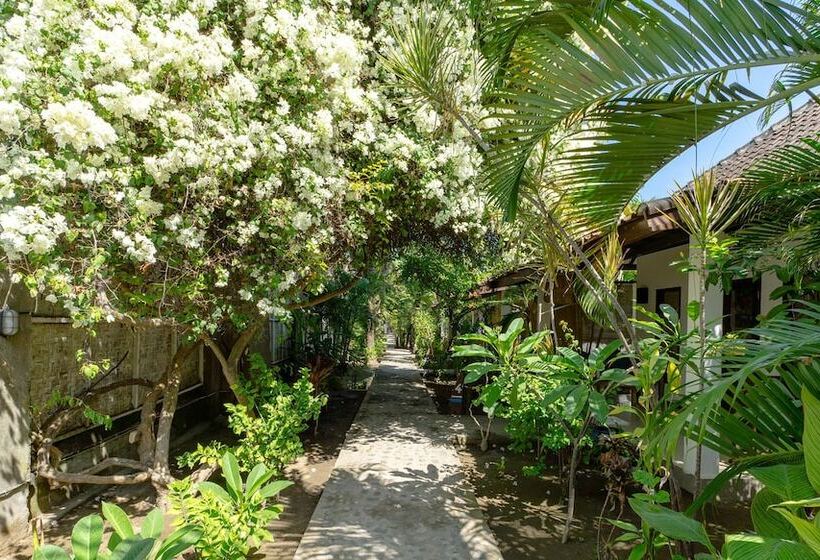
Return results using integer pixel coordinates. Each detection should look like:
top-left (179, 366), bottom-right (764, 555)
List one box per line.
top-left (622, 386), bottom-right (820, 559)
top-left (455, 318), bottom-right (629, 543)
top-left (170, 452), bottom-right (292, 559)
top-left (453, 317), bottom-right (549, 452)
top-left (539, 340), bottom-right (628, 543)
top-left (178, 356), bottom-right (326, 474)
top-left (33, 503), bottom-right (200, 560)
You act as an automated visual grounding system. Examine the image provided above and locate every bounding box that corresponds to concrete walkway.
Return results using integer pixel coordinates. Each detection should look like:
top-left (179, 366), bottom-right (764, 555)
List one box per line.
top-left (293, 348), bottom-right (503, 560)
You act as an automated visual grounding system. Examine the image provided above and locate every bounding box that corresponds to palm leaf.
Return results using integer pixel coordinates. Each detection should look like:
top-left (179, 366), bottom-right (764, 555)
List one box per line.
top-left (735, 136), bottom-right (820, 270)
top-left (484, 0), bottom-right (820, 221)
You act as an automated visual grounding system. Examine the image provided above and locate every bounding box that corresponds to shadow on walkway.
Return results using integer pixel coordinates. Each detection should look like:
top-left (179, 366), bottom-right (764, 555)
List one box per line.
top-left (293, 348), bottom-right (502, 560)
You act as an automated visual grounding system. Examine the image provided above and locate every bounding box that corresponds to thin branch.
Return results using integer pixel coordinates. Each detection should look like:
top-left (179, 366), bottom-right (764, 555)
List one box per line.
top-left (285, 276), bottom-right (361, 311)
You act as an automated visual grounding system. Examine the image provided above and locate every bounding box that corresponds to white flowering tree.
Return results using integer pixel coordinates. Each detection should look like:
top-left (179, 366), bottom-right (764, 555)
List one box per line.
top-left (1, 0), bottom-right (486, 495)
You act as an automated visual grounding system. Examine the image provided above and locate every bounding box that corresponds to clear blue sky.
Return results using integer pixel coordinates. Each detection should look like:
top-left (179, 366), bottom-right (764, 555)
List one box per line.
top-left (640, 65), bottom-right (808, 200)
top-left (640, 0), bottom-right (805, 200)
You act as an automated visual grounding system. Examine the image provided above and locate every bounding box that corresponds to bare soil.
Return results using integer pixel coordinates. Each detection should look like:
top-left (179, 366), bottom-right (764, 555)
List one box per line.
top-left (459, 444), bottom-right (754, 560)
top-left (0, 390), bottom-right (364, 560)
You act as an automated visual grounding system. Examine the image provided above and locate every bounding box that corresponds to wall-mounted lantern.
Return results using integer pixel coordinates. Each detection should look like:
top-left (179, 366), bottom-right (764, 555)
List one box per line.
top-left (0, 306), bottom-right (20, 336)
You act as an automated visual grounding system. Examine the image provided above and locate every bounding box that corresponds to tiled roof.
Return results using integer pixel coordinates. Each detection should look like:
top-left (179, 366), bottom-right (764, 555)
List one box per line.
top-left (633, 100), bottom-right (820, 219)
top-left (707, 100), bottom-right (820, 185)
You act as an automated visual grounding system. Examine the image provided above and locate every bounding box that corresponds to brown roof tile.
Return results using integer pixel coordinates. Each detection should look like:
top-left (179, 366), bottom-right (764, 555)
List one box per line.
top-left (707, 100), bottom-right (820, 185)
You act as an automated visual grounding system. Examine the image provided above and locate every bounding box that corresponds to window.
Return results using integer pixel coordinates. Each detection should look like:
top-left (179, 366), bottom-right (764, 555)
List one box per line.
top-left (723, 278), bottom-right (761, 333)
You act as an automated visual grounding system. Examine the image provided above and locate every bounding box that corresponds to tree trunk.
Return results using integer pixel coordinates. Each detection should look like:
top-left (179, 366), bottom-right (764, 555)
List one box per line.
top-left (203, 319), bottom-right (264, 407)
top-left (562, 440), bottom-right (582, 544)
top-left (152, 341), bottom-right (200, 503)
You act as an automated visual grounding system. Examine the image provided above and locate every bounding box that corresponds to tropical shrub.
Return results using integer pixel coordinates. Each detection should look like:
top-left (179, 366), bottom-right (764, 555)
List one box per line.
top-left (503, 372), bottom-right (572, 458)
top-left (33, 503), bottom-right (200, 560)
top-left (622, 386), bottom-right (820, 559)
top-left (178, 355), bottom-right (326, 474)
top-left (169, 452), bottom-right (291, 559)
top-left (453, 318), bottom-right (550, 452)
top-left (455, 318), bottom-right (629, 543)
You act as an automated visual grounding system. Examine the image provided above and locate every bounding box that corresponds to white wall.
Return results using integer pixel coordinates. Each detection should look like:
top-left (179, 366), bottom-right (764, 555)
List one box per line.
top-left (635, 244), bottom-right (690, 315)
top-left (761, 270), bottom-right (782, 316)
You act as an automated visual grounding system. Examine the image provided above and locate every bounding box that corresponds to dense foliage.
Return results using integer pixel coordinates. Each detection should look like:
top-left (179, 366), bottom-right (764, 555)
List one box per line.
top-left (178, 354), bottom-right (325, 475)
top-left (170, 452), bottom-right (291, 559)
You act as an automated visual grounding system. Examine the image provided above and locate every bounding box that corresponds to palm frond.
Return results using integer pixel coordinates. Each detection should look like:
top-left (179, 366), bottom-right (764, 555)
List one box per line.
top-left (476, 0), bottom-right (592, 86)
top-left (382, 7), bottom-right (463, 117)
top-left (574, 233), bottom-right (623, 327)
top-left (735, 136), bottom-right (820, 269)
top-left (485, 0), bottom-right (820, 222)
top-left (649, 303), bottom-right (820, 496)
top-left (669, 173), bottom-right (752, 245)
top-left (761, 0), bottom-right (820, 124)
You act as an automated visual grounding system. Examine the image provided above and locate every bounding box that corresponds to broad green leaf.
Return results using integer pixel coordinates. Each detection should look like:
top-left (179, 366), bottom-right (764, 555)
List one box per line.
top-left (659, 304), bottom-right (679, 326)
top-left (463, 362), bottom-right (495, 384)
top-left (499, 318), bottom-right (524, 343)
top-left (154, 526), bottom-right (202, 560)
top-left (542, 385), bottom-right (574, 407)
top-left (463, 370), bottom-right (485, 384)
top-left (139, 509), bottom-right (163, 539)
top-left (775, 497), bottom-right (820, 509)
top-left (557, 347), bottom-right (584, 371)
top-left (629, 498), bottom-right (710, 546)
top-left (456, 333), bottom-right (492, 345)
top-left (221, 452), bottom-right (243, 497)
top-left (751, 488), bottom-right (798, 540)
top-left (723, 534), bottom-right (818, 560)
top-left (452, 344), bottom-right (495, 359)
top-left (607, 518), bottom-right (638, 532)
top-left (101, 503), bottom-right (134, 539)
top-left (775, 509), bottom-right (820, 555)
top-left (802, 387), bottom-right (820, 494)
top-left (33, 545), bottom-right (72, 560)
top-left (198, 481), bottom-right (232, 504)
top-left (245, 464), bottom-right (275, 498)
top-left (598, 368), bottom-right (629, 383)
top-left (481, 383), bottom-right (503, 409)
top-left (109, 537), bottom-right (155, 560)
top-left (518, 331), bottom-right (546, 354)
top-left (626, 542), bottom-right (646, 560)
top-left (71, 514), bottom-right (103, 560)
top-left (588, 391), bottom-right (609, 422)
top-left (259, 479), bottom-right (293, 499)
top-left (590, 339), bottom-right (621, 369)
top-left (687, 301), bottom-right (701, 322)
top-left (564, 385), bottom-right (589, 420)
top-left (107, 532), bottom-right (121, 552)
top-left (751, 464), bottom-right (815, 501)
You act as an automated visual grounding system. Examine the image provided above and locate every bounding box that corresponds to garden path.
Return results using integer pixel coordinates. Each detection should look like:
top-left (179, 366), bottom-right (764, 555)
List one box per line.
top-left (292, 346), bottom-right (502, 560)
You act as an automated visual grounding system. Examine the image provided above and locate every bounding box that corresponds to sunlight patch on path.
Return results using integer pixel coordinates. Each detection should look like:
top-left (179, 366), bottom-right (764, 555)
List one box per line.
top-left (292, 348), bottom-right (502, 560)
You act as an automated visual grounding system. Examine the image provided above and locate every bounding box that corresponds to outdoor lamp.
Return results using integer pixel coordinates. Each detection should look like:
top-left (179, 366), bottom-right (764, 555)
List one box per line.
top-left (0, 306), bottom-right (20, 336)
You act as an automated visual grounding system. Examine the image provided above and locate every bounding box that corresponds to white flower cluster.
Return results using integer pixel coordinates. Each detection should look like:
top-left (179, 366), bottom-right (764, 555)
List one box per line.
top-left (42, 100), bottom-right (118, 152)
top-left (0, 0), bottom-right (488, 328)
top-left (0, 205), bottom-right (67, 260)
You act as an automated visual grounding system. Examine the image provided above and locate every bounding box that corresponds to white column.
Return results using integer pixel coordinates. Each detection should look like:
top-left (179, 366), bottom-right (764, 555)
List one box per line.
top-left (681, 239), bottom-right (721, 481)
top-left (760, 270), bottom-right (783, 316)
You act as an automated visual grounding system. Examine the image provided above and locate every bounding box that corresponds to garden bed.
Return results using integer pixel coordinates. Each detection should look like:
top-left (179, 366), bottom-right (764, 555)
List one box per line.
top-left (0, 390), bottom-right (364, 560)
top-left (459, 444), bottom-right (755, 559)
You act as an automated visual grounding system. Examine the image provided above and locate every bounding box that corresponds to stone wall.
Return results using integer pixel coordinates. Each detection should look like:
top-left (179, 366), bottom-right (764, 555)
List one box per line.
top-left (29, 320), bottom-right (201, 431)
top-left (0, 278), bottom-right (204, 538)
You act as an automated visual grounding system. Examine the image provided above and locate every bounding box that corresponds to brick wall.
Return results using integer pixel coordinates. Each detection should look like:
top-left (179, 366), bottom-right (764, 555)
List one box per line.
top-left (29, 320), bottom-right (201, 435)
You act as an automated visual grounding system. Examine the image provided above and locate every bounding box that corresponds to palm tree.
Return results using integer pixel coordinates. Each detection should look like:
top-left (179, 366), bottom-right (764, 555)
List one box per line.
top-left (483, 0), bottom-right (820, 226)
